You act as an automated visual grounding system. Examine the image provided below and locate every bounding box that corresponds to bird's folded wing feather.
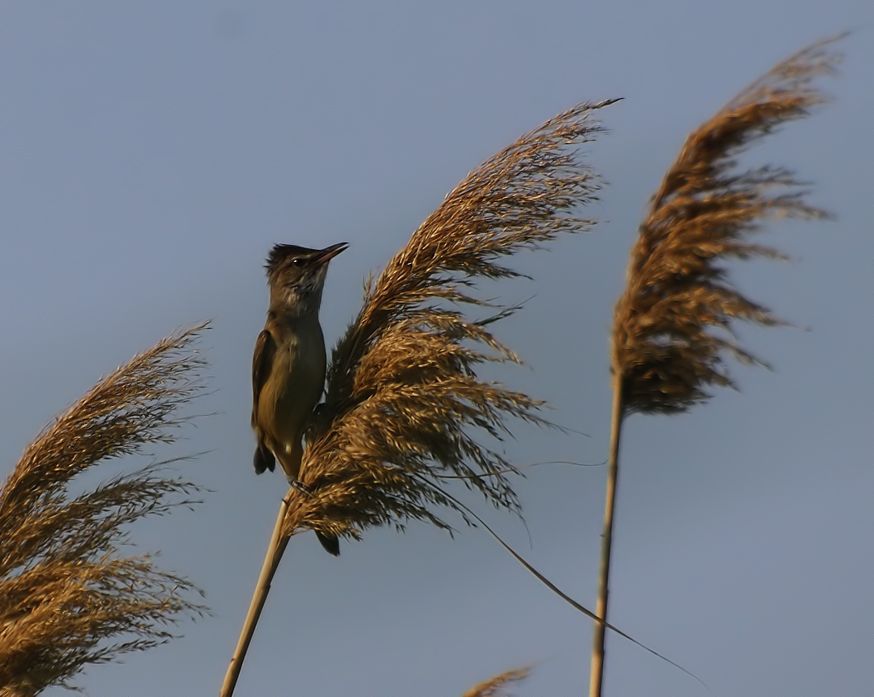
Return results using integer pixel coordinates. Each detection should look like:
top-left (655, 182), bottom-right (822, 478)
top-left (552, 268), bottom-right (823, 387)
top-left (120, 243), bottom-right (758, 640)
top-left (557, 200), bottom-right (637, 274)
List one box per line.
top-left (251, 328), bottom-right (276, 427)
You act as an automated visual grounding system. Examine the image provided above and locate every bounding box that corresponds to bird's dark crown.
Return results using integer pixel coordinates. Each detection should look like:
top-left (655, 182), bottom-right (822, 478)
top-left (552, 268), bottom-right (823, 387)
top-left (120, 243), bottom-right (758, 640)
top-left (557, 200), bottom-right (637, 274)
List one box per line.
top-left (265, 244), bottom-right (322, 277)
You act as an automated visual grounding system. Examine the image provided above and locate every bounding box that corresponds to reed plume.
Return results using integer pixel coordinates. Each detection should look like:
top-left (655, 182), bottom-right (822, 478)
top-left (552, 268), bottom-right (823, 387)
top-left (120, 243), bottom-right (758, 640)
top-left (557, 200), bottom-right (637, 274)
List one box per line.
top-left (0, 325), bottom-right (208, 695)
top-left (589, 36), bottom-right (842, 697)
top-left (613, 36), bottom-right (841, 413)
top-left (288, 99), bottom-right (617, 543)
top-left (221, 100), bottom-right (617, 696)
top-left (462, 666), bottom-right (530, 697)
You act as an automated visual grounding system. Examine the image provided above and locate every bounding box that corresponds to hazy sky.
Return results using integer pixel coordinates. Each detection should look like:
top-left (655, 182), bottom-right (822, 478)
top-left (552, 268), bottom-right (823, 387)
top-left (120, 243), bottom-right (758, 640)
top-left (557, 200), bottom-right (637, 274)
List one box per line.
top-left (1, 2), bottom-right (872, 696)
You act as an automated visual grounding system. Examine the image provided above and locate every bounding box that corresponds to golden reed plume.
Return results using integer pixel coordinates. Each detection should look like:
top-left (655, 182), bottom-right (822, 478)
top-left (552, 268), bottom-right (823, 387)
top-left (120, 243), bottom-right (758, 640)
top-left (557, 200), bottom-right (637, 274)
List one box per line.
top-left (0, 325), bottom-right (208, 695)
top-left (462, 666), bottom-right (530, 697)
top-left (612, 36), bottom-right (842, 414)
top-left (287, 99), bottom-right (618, 542)
top-left (589, 36), bottom-right (843, 697)
top-left (222, 100), bottom-right (617, 697)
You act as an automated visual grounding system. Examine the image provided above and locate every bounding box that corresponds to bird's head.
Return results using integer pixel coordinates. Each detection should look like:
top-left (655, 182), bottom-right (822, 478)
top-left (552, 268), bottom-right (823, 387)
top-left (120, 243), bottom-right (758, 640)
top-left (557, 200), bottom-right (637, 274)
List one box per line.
top-left (265, 242), bottom-right (348, 316)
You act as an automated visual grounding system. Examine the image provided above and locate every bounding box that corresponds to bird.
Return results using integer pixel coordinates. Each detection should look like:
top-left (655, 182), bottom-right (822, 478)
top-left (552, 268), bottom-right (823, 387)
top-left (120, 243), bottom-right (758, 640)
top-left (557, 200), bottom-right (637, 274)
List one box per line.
top-left (251, 241), bottom-right (348, 556)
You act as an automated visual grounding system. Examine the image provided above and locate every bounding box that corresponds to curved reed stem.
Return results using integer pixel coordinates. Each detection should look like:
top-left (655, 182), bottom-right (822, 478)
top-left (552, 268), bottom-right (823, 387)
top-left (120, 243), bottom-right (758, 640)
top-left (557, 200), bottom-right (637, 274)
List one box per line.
top-left (588, 374), bottom-right (624, 697)
top-left (220, 489), bottom-right (291, 697)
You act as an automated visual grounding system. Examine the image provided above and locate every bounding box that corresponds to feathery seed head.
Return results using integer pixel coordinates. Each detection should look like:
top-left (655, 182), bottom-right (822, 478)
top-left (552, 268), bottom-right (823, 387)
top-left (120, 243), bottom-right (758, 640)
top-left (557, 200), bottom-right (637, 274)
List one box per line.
top-left (462, 667), bottom-right (531, 697)
top-left (280, 101), bottom-right (619, 542)
top-left (0, 325), bottom-right (209, 693)
top-left (611, 37), bottom-right (842, 415)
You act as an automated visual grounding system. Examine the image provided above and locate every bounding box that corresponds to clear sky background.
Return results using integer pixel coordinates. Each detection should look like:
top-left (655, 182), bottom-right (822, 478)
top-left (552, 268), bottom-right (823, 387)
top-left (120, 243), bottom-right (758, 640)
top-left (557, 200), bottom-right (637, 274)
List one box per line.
top-left (1, 2), bottom-right (872, 696)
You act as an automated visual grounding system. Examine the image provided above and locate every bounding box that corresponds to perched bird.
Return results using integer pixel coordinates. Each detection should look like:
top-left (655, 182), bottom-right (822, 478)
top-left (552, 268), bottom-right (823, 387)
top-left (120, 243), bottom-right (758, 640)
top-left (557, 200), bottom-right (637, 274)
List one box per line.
top-left (251, 241), bottom-right (348, 556)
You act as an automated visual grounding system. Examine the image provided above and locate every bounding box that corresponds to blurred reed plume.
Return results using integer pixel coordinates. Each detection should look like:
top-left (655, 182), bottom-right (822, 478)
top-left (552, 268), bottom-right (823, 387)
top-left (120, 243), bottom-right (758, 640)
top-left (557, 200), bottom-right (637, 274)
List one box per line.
top-left (589, 36), bottom-right (842, 697)
top-left (287, 98), bottom-right (618, 543)
top-left (462, 666), bottom-right (530, 697)
top-left (0, 325), bottom-right (208, 695)
top-left (222, 100), bottom-right (618, 697)
top-left (612, 36), bottom-right (841, 413)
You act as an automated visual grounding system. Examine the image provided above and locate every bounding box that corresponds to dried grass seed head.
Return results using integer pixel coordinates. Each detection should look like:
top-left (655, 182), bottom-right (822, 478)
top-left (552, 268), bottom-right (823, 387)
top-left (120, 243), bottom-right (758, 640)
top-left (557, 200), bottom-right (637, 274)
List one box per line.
top-left (283, 100), bottom-right (618, 541)
top-left (462, 666), bottom-right (531, 697)
top-left (612, 37), bottom-right (842, 414)
top-left (0, 325), bottom-right (209, 694)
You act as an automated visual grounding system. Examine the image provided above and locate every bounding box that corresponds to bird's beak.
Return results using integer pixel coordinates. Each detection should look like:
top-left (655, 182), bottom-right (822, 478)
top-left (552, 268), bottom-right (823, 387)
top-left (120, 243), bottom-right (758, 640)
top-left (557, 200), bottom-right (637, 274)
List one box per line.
top-left (313, 242), bottom-right (349, 264)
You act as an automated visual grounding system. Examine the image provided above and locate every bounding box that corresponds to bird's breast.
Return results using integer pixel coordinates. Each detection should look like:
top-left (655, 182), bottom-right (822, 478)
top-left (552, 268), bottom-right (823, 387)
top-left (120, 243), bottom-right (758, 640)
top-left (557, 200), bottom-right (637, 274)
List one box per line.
top-left (259, 321), bottom-right (327, 445)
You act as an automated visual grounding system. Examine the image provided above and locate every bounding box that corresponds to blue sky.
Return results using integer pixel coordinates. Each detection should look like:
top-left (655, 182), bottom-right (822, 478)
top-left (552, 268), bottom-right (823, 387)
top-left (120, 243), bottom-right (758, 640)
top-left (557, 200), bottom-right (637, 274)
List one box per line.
top-left (1, 2), bottom-right (872, 696)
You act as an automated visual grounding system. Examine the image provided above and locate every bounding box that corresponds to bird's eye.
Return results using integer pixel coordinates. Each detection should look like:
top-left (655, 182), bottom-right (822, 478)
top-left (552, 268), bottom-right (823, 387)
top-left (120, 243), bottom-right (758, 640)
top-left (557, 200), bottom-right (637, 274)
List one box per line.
top-left (291, 257), bottom-right (305, 266)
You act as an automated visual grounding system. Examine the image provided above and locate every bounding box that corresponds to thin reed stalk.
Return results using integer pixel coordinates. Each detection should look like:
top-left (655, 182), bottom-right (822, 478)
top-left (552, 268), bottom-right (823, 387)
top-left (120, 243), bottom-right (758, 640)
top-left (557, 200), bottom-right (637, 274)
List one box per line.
top-left (219, 492), bottom-right (290, 697)
top-left (588, 374), bottom-right (623, 697)
top-left (589, 36), bottom-right (842, 697)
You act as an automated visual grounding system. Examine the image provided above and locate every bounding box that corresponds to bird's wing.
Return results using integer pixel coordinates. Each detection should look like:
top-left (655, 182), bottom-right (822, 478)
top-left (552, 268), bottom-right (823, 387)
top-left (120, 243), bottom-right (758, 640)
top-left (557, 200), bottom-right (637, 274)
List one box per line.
top-left (251, 328), bottom-right (276, 428)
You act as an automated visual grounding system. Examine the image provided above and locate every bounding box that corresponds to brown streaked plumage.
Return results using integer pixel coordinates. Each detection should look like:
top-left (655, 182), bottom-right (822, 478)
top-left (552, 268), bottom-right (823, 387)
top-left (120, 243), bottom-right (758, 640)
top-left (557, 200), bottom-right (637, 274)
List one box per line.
top-left (251, 241), bottom-right (347, 556)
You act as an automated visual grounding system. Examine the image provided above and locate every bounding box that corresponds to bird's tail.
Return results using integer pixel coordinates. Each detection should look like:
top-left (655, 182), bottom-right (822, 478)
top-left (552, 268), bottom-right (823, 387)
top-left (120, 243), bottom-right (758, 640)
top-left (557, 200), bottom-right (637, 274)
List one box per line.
top-left (253, 442), bottom-right (275, 474)
top-left (316, 532), bottom-right (340, 556)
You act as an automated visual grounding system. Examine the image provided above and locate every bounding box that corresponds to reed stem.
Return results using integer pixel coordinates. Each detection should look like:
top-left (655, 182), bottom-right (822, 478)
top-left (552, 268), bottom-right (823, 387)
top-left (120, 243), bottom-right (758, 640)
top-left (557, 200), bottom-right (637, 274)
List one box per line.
top-left (588, 372), bottom-right (624, 697)
top-left (220, 489), bottom-right (292, 697)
